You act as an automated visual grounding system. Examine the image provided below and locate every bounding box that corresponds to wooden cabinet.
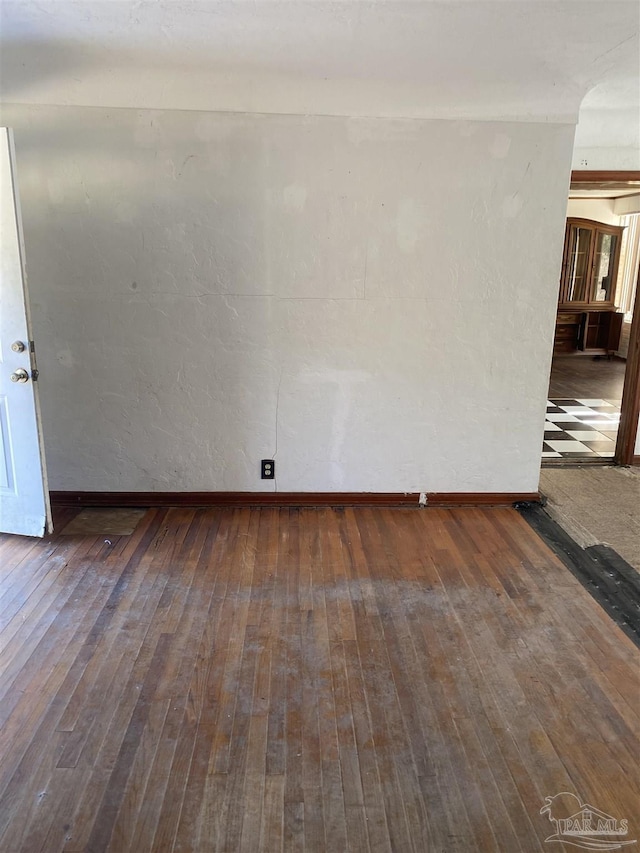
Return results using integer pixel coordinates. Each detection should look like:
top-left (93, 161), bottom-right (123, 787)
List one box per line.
top-left (559, 218), bottom-right (623, 309)
top-left (580, 310), bottom-right (623, 352)
top-left (553, 310), bottom-right (624, 356)
top-left (554, 218), bottom-right (624, 355)
top-left (554, 311), bottom-right (583, 354)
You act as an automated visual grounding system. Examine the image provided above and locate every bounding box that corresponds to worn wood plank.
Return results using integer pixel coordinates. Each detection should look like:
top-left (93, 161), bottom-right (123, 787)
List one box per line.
top-left (0, 506), bottom-right (638, 853)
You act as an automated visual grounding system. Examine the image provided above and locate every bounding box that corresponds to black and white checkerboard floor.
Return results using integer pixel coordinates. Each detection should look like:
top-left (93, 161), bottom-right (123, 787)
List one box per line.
top-left (543, 399), bottom-right (620, 459)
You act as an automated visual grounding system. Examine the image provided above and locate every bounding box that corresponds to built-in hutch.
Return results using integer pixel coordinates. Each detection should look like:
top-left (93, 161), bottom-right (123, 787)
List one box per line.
top-left (554, 217), bottom-right (624, 354)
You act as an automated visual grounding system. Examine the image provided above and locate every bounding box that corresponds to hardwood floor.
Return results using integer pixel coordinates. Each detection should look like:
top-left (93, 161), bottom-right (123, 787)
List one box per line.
top-left (548, 354), bottom-right (627, 401)
top-left (1, 506), bottom-right (638, 852)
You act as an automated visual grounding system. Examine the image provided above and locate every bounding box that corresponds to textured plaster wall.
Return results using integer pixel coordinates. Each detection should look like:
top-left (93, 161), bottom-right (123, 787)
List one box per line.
top-left (572, 107), bottom-right (640, 170)
top-left (1, 105), bottom-right (574, 493)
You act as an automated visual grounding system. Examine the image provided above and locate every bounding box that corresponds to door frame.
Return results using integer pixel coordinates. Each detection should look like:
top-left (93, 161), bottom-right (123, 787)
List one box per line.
top-left (616, 261), bottom-right (640, 464)
top-left (568, 170), bottom-right (640, 466)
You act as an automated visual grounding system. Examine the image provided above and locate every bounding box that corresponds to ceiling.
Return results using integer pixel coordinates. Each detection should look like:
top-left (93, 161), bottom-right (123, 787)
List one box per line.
top-left (569, 189), bottom-right (640, 199)
top-left (0, 1), bottom-right (638, 122)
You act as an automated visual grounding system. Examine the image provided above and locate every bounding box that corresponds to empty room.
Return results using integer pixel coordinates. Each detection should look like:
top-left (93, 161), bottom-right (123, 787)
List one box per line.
top-left (0, 1), bottom-right (639, 851)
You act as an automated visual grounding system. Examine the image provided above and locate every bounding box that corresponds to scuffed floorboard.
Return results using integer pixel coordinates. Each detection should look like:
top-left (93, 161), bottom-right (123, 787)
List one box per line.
top-left (0, 506), bottom-right (638, 852)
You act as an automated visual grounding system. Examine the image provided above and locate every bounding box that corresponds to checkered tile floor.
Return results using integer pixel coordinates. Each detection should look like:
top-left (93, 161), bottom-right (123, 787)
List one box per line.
top-left (543, 398), bottom-right (620, 459)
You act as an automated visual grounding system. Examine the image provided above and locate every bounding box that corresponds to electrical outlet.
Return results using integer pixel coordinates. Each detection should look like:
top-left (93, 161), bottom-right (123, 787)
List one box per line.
top-left (261, 459), bottom-right (275, 479)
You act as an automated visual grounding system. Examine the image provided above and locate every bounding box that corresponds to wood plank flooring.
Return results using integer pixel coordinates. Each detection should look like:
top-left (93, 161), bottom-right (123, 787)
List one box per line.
top-left (0, 506), bottom-right (638, 852)
top-left (548, 354), bottom-right (626, 401)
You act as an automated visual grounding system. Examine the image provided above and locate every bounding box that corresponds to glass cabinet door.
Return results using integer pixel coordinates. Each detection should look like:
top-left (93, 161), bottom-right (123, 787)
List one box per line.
top-left (559, 219), bottom-right (623, 308)
top-left (565, 224), bottom-right (593, 302)
top-left (593, 231), bottom-right (618, 303)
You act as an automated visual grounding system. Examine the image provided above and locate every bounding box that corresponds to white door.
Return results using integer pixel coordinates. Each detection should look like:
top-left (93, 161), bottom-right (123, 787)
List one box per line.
top-left (0, 127), bottom-right (52, 537)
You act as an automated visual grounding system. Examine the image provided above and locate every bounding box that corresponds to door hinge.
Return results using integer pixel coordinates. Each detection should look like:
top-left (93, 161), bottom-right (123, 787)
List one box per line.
top-left (29, 341), bottom-right (39, 379)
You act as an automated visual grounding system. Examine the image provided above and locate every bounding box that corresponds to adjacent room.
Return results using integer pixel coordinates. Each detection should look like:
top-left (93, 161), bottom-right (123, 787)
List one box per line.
top-left (544, 183), bottom-right (640, 461)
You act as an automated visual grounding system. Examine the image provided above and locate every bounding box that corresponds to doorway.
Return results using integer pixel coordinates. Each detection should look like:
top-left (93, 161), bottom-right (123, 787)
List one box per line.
top-left (542, 171), bottom-right (640, 464)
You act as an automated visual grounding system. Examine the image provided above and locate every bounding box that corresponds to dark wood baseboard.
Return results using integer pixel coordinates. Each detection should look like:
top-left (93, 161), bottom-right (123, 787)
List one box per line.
top-left (49, 491), bottom-right (540, 508)
top-left (425, 492), bottom-right (539, 506)
top-left (633, 456), bottom-right (640, 466)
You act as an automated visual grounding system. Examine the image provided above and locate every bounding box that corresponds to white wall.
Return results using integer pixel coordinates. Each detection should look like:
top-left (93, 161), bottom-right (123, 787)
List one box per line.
top-left (572, 106), bottom-right (640, 171)
top-left (566, 198), bottom-right (621, 226)
top-left (1, 104), bottom-right (574, 493)
top-left (614, 194), bottom-right (640, 216)
top-left (572, 76), bottom-right (640, 171)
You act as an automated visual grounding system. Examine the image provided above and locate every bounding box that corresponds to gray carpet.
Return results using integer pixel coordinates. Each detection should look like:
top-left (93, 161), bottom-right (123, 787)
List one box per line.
top-left (539, 466), bottom-right (640, 570)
